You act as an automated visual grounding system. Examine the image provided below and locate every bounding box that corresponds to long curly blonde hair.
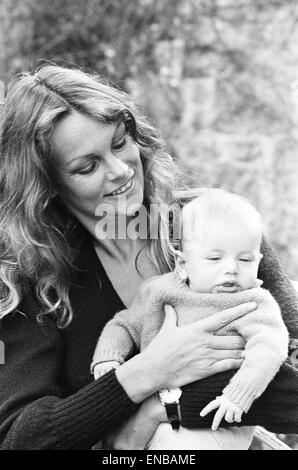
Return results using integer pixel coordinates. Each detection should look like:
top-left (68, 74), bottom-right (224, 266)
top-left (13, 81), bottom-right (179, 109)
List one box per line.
top-left (0, 64), bottom-right (184, 327)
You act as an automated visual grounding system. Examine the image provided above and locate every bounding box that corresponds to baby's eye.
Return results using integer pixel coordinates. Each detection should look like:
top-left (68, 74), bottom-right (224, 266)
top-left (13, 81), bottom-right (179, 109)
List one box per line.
top-left (207, 257), bottom-right (221, 261)
top-left (239, 258), bottom-right (251, 262)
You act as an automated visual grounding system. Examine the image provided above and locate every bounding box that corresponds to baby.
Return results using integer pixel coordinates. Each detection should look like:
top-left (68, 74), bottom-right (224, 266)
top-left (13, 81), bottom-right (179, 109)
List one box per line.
top-left (91, 188), bottom-right (289, 450)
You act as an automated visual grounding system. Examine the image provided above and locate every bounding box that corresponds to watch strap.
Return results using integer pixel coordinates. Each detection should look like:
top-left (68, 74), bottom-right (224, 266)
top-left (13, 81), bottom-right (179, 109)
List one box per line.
top-left (165, 402), bottom-right (181, 430)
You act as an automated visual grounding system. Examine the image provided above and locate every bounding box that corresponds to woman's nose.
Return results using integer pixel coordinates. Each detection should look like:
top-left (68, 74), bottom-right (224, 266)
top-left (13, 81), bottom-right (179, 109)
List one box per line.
top-left (105, 154), bottom-right (129, 181)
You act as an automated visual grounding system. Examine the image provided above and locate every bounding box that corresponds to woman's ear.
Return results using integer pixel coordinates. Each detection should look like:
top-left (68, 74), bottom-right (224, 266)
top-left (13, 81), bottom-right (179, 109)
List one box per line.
top-left (43, 190), bottom-right (58, 210)
top-left (174, 249), bottom-right (188, 283)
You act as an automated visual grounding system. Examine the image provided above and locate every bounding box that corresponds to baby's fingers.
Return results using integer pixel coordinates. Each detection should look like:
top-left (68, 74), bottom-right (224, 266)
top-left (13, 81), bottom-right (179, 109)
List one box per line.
top-left (212, 407), bottom-right (226, 431)
top-left (234, 410), bottom-right (243, 423)
top-left (93, 365), bottom-right (110, 380)
top-left (200, 399), bottom-right (220, 417)
top-left (94, 369), bottom-right (104, 380)
top-left (225, 409), bottom-right (235, 423)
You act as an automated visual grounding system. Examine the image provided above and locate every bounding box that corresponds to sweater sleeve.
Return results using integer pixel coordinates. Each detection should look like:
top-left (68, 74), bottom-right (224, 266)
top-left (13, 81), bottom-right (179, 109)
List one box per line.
top-left (92, 275), bottom-right (167, 369)
top-left (92, 309), bottom-right (139, 366)
top-left (92, 278), bottom-right (158, 367)
top-left (222, 291), bottom-right (289, 412)
top-left (181, 237), bottom-right (298, 433)
top-left (0, 295), bottom-right (137, 450)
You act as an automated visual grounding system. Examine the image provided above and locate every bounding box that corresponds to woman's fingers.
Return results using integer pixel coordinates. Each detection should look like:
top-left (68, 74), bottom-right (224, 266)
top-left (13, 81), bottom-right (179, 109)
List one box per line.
top-left (211, 335), bottom-right (245, 350)
top-left (214, 349), bottom-right (245, 361)
top-left (211, 358), bottom-right (244, 374)
top-left (197, 302), bottom-right (257, 333)
top-left (162, 304), bottom-right (178, 330)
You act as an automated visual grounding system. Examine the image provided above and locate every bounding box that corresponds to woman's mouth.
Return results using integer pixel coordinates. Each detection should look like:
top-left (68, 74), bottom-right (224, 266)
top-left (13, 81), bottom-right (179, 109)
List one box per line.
top-left (104, 172), bottom-right (135, 197)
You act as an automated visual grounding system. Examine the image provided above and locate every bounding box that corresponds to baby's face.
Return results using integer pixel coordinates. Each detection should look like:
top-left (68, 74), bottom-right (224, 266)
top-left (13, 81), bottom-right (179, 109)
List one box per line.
top-left (180, 218), bottom-right (262, 294)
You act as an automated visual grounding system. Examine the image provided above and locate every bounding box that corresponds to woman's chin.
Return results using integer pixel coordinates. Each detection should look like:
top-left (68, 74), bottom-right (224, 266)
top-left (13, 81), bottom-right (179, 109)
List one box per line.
top-left (116, 190), bottom-right (144, 217)
top-left (117, 205), bottom-right (143, 218)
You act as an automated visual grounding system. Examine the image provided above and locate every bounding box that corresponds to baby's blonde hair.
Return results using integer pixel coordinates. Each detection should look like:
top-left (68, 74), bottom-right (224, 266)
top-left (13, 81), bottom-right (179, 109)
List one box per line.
top-left (173, 188), bottom-right (263, 251)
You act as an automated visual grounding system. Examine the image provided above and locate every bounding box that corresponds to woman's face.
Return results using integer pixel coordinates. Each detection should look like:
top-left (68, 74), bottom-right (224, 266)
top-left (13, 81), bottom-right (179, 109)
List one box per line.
top-left (49, 110), bottom-right (144, 223)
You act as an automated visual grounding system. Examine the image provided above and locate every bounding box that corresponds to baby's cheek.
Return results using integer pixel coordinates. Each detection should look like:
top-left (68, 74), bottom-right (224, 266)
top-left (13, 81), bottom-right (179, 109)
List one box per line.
top-left (242, 270), bottom-right (259, 289)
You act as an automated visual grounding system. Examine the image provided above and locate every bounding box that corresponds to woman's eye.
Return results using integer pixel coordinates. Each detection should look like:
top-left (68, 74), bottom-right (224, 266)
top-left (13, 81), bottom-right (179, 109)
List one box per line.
top-left (112, 137), bottom-right (127, 151)
top-left (76, 160), bottom-right (97, 175)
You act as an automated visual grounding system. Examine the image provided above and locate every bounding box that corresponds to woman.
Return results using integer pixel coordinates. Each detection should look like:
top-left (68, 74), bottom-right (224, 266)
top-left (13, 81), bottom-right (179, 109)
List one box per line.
top-left (0, 64), bottom-right (297, 450)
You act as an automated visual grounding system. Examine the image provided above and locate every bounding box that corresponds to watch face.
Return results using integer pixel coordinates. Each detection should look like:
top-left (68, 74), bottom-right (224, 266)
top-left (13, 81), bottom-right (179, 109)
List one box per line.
top-left (159, 388), bottom-right (182, 404)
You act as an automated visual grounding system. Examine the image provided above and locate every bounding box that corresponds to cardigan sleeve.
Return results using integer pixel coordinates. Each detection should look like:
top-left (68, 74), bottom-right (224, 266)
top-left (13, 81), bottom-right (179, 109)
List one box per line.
top-left (258, 235), bottom-right (298, 337)
top-left (181, 363), bottom-right (298, 433)
top-left (181, 236), bottom-right (298, 433)
top-left (0, 294), bottom-right (137, 450)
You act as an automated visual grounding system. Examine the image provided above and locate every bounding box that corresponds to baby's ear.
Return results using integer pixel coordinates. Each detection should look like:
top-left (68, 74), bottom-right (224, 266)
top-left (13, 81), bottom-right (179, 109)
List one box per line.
top-left (254, 278), bottom-right (263, 287)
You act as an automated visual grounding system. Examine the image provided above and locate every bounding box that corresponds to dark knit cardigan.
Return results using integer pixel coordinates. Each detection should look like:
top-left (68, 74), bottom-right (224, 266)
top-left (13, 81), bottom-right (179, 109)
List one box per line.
top-left (0, 233), bottom-right (298, 450)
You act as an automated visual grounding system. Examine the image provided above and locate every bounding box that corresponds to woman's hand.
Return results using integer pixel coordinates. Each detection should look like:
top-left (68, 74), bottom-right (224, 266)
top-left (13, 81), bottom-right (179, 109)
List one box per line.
top-left (102, 395), bottom-right (166, 450)
top-left (116, 301), bottom-right (256, 403)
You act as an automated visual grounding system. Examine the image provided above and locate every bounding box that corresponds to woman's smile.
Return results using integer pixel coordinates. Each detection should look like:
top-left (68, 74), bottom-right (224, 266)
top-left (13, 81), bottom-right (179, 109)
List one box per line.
top-left (104, 170), bottom-right (135, 197)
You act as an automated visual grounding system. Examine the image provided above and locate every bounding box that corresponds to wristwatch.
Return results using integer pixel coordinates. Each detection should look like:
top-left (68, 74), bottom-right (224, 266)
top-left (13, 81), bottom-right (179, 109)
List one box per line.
top-left (158, 388), bottom-right (182, 431)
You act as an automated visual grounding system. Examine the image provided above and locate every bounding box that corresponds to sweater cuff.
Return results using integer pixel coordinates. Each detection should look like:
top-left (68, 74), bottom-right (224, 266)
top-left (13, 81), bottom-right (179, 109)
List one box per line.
top-left (223, 380), bottom-right (258, 413)
top-left (92, 350), bottom-right (124, 366)
top-left (90, 354), bottom-right (124, 374)
top-left (51, 369), bottom-right (138, 449)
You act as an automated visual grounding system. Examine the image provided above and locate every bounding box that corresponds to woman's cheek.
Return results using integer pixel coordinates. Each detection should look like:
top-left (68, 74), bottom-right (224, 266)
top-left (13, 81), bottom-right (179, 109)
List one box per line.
top-left (62, 175), bottom-right (104, 207)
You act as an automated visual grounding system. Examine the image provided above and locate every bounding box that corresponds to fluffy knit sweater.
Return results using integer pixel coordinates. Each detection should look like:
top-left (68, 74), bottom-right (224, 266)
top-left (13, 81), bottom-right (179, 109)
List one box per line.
top-left (93, 274), bottom-right (289, 413)
top-left (0, 230), bottom-right (298, 449)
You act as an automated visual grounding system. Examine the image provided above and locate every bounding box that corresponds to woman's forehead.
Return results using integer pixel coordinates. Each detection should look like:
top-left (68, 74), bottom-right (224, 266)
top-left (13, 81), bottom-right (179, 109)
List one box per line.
top-left (50, 110), bottom-right (122, 163)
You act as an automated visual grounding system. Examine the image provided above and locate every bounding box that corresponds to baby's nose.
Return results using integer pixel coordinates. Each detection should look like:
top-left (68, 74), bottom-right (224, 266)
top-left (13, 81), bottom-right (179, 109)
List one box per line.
top-left (224, 259), bottom-right (238, 275)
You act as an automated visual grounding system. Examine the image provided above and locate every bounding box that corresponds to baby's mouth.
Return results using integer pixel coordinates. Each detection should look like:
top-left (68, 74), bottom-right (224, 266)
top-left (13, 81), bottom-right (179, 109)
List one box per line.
top-left (215, 281), bottom-right (241, 292)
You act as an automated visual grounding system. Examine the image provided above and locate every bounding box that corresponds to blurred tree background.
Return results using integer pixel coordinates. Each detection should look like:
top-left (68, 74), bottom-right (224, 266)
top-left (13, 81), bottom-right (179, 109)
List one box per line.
top-left (0, 0), bottom-right (298, 449)
top-left (0, 0), bottom-right (297, 279)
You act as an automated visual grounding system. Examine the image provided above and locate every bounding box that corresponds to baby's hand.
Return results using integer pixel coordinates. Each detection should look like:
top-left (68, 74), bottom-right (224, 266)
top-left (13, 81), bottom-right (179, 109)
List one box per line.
top-left (200, 395), bottom-right (243, 431)
top-left (93, 361), bottom-right (121, 380)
